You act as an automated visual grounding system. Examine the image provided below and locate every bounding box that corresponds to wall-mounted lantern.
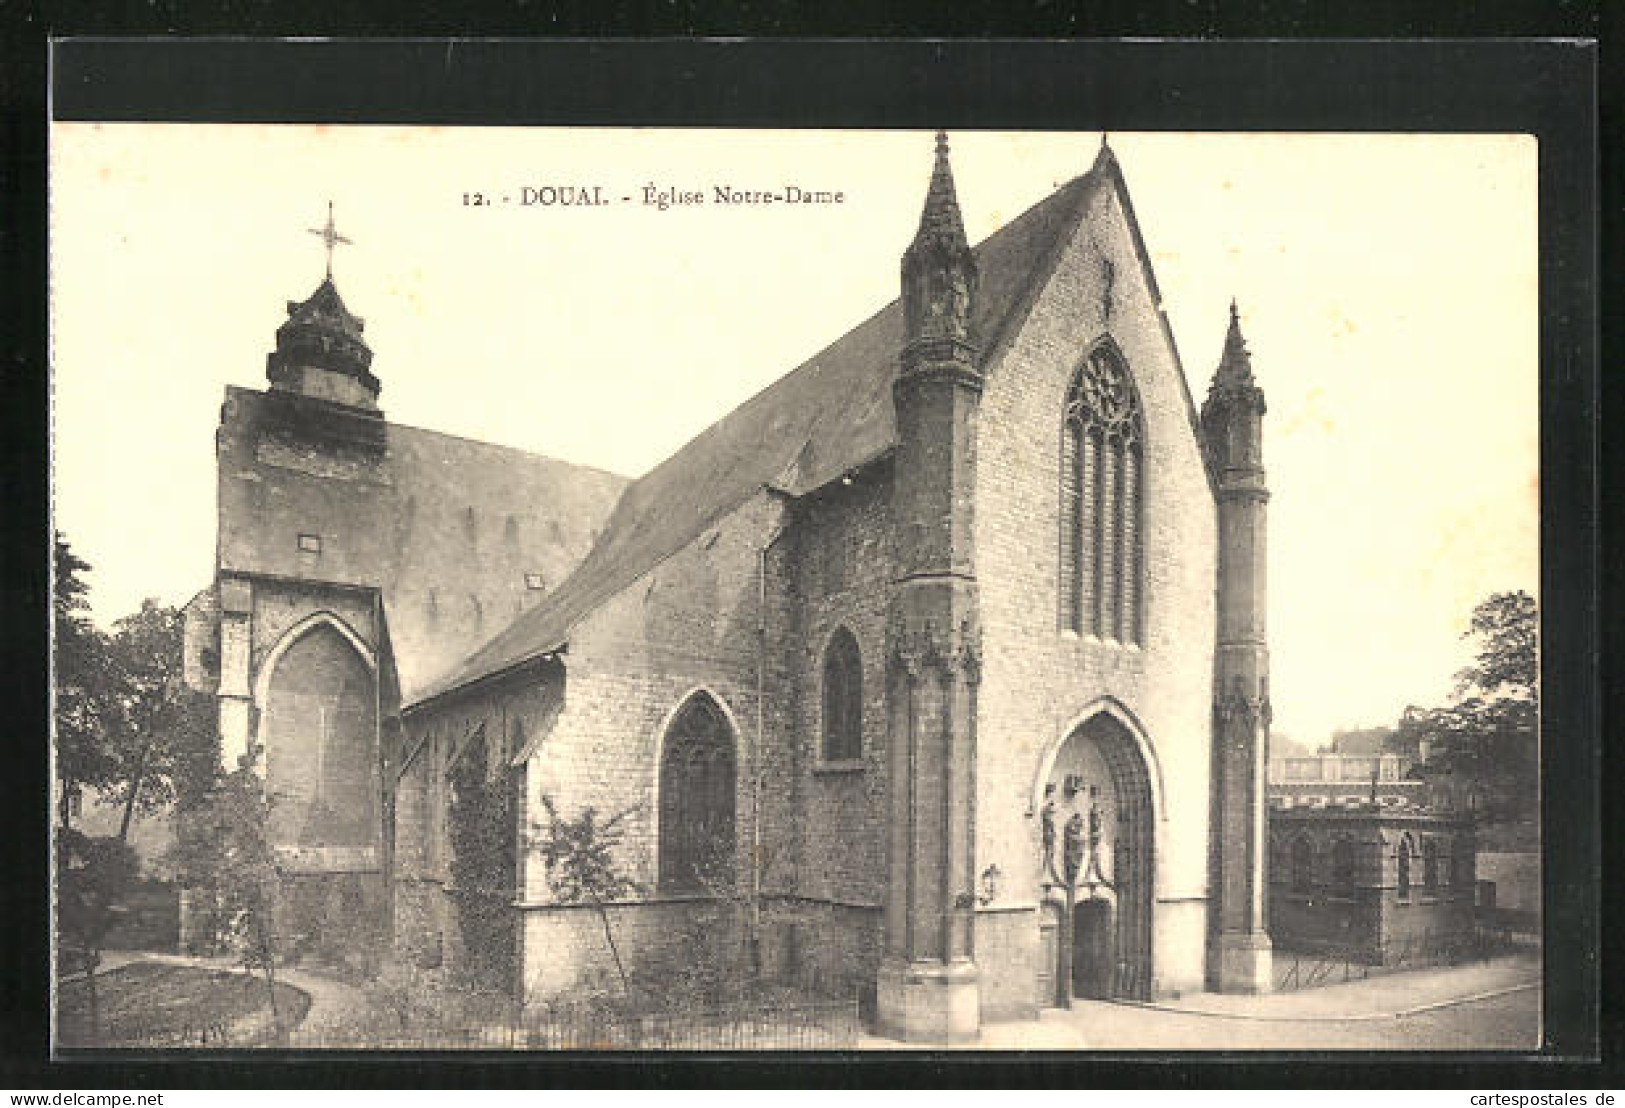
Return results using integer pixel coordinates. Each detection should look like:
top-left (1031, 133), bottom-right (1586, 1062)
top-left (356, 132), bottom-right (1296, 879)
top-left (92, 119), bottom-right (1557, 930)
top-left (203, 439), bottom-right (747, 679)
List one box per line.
top-left (978, 863), bottom-right (1003, 906)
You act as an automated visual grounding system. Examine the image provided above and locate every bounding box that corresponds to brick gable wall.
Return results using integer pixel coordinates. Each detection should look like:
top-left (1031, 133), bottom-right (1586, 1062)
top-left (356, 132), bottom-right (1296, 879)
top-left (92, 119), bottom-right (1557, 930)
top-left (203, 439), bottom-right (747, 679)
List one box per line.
top-left (971, 178), bottom-right (1218, 1012)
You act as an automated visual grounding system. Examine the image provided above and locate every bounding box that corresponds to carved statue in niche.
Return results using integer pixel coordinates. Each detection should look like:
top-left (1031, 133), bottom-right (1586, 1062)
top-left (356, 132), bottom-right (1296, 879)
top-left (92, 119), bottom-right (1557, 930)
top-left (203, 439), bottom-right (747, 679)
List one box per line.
top-left (919, 264), bottom-right (971, 342)
top-left (1040, 783), bottom-right (1058, 882)
top-left (926, 269), bottom-right (948, 329)
top-left (1063, 810), bottom-right (1086, 888)
top-left (946, 270), bottom-right (970, 339)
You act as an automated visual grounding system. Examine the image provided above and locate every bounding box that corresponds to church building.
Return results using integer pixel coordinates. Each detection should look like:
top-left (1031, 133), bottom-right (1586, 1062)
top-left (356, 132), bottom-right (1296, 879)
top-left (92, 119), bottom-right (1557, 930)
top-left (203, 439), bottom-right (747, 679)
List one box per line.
top-left (189, 134), bottom-right (1276, 1041)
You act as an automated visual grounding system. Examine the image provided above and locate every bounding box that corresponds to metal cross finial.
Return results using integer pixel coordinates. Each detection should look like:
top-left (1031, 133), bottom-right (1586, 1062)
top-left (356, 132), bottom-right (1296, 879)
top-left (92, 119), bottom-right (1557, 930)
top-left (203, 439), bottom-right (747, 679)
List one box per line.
top-left (307, 201), bottom-right (353, 280)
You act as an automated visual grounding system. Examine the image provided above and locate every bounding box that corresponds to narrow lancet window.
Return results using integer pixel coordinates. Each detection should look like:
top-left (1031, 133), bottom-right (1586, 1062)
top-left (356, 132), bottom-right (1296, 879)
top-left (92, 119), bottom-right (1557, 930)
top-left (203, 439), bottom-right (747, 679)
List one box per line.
top-left (821, 628), bottom-right (863, 763)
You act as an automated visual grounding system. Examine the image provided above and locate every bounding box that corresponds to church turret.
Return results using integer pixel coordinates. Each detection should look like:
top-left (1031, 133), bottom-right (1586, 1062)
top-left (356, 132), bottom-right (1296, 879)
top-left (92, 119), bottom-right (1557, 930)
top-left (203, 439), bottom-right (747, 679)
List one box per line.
top-left (1201, 301), bottom-right (1274, 993)
top-left (261, 204), bottom-right (387, 451)
top-left (267, 205), bottom-right (379, 412)
top-left (267, 275), bottom-right (379, 412)
top-left (878, 132), bottom-right (984, 1041)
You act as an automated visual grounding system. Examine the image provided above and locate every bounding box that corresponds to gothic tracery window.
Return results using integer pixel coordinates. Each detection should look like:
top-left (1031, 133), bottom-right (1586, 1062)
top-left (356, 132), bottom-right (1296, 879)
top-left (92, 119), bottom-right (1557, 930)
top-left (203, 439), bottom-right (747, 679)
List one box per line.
top-left (658, 693), bottom-right (737, 895)
top-left (1061, 343), bottom-right (1145, 641)
top-left (821, 628), bottom-right (863, 763)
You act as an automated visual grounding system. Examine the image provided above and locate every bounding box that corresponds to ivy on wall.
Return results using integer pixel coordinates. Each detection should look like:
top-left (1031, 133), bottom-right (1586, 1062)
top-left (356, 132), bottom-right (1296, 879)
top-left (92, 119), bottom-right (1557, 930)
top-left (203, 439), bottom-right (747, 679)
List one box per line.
top-left (445, 729), bottom-right (516, 995)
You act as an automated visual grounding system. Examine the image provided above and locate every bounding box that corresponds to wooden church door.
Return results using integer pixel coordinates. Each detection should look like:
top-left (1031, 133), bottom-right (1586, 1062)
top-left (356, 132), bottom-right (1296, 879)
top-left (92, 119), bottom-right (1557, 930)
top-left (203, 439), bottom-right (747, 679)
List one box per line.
top-left (1072, 897), bottom-right (1115, 1000)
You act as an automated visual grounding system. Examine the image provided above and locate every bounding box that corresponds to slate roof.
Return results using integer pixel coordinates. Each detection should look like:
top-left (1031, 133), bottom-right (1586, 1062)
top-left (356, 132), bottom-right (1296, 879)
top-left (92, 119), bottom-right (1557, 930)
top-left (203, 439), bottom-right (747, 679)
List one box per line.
top-left (414, 148), bottom-right (1171, 708)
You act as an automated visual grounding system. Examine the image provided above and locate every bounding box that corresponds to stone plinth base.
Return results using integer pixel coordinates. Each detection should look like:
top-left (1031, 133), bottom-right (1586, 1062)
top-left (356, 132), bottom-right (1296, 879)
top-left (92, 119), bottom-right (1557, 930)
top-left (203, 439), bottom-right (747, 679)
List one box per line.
top-left (876, 957), bottom-right (980, 1043)
top-left (1214, 930), bottom-right (1273, 994)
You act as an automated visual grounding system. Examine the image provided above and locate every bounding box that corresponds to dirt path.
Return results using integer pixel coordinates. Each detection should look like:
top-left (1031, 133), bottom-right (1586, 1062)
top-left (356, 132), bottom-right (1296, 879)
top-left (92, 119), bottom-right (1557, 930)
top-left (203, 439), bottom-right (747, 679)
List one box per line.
top-left (90, 951), bottom-right (370, 1040)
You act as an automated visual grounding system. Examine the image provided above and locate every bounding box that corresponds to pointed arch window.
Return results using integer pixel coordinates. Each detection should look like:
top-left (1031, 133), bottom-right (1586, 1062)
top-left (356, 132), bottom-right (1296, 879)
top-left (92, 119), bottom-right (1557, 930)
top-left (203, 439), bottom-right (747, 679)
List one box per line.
top-left (658, 694), bottom-right (737, 895)
top-left (1397, 838), bottom-right (1413, 902)
top-left (1061, 342), bottom-right (1145, 642)
top-left (1290, 836), bottom-right (1315, 894)
top-left (821, 628), bottom-right (863, 763)
top-left (1331, 836), bottom-right (1356, 896)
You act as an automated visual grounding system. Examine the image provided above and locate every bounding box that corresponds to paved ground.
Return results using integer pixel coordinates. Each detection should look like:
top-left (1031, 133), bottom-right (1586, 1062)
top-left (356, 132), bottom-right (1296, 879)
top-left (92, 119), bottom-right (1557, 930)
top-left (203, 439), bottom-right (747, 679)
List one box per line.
top-left (864, 953), bottom-right (1542, 1052)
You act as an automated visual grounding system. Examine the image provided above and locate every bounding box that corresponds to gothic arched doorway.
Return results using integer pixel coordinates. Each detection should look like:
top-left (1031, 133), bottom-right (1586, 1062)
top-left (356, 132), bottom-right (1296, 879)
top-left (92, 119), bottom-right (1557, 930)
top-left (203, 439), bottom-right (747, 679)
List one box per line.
top-left (1040, 711), bottom-right (1155, 1002)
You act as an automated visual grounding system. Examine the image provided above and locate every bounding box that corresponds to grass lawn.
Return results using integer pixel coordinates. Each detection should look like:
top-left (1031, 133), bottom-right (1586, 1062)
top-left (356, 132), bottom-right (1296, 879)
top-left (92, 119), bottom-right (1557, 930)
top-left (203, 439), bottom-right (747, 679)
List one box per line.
top-left (57, 961), bottom-right (311, 1048)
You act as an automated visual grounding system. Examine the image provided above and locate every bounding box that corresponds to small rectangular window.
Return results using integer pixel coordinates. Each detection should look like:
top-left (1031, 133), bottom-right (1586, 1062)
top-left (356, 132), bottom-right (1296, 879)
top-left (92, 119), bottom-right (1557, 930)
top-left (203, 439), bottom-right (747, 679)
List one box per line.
top-left (524, 572), bottom-right (545, 590)
top-left (297, 533), bottom-right (322, 553)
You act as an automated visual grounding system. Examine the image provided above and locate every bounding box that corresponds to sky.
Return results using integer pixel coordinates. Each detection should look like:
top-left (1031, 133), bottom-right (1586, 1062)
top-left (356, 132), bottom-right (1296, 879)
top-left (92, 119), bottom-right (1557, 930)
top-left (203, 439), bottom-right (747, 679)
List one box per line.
top-left (49, 126), bottom-right (1538, 743)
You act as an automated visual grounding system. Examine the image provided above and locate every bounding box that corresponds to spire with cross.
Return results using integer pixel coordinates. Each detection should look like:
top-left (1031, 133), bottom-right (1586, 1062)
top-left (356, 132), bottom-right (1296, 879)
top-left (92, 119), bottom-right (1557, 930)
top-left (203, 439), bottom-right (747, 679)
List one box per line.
top-left (307, 201), bottom-right (353, 280)
top-left (268, 201), bottom-right (379, 413)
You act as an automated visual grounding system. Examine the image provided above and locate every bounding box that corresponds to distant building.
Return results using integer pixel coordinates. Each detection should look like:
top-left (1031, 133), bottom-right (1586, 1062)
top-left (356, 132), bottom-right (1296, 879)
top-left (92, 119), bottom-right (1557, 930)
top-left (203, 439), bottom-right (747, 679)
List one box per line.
top-left (1324, 726), bottom-right (1395, 756)
top-left (1267, 807), bottom-right (1476, 963)
top-left (1268, 751), bottom-right (1427, 811)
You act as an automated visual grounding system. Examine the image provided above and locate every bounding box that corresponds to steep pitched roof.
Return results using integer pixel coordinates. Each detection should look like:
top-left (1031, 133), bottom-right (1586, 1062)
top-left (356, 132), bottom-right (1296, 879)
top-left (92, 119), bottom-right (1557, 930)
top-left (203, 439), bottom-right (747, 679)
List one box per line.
top-left (415, 150), bottom-right (1179, 708)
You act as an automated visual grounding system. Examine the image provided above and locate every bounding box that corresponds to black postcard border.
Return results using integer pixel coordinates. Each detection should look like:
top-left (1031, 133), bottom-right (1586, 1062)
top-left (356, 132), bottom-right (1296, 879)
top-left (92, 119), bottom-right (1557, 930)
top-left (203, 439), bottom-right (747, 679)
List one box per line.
top-left (3, 34), bottom-right (1608, 1089)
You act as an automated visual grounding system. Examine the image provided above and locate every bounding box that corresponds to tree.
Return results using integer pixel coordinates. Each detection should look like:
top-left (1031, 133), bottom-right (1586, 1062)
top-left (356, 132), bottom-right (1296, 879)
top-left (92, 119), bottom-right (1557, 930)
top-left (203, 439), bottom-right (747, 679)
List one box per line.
top-left (57, 827), bottom-right (140, 1041)
top-left (1457, 590), bottom-right (1538, 698)
top-left (102, 600), bottom-right (218, 842)
top-left (169, 767), bottom-right (288, 1039)
top-left (53, 534), bottom-right (116, 830)
top-left (530, 795), bottom-right (642, 997)
top-left (1400, 590), bottom-right (1539, 826)
top-left (53, 543), bottom-right (217, 842)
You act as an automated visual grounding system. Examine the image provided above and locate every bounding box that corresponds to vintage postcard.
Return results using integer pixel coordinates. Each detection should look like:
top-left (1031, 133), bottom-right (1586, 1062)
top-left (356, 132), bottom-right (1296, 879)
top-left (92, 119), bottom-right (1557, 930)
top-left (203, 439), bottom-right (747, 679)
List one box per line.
top-left (50, 122), bottom-right (1543, 1052)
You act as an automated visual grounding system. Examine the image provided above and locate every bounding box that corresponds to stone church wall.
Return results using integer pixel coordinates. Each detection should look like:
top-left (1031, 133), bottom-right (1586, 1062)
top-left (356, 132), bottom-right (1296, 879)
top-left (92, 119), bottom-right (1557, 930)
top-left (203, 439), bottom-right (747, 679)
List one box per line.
top-left (394, 662), bottom-right (561, 985)
top-left (214, 385), bottom-right (625, 706)
top-left (971, 175), bottom-right (1218, 1013)
top-left (754, 464), bottom-right (894, 1002)
top-left (390, 745), bottom-right (447, 969)
top-left (783, 467), bottom-right (893, 907)
top-left (508, 491), bottom-right (790, 1000)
